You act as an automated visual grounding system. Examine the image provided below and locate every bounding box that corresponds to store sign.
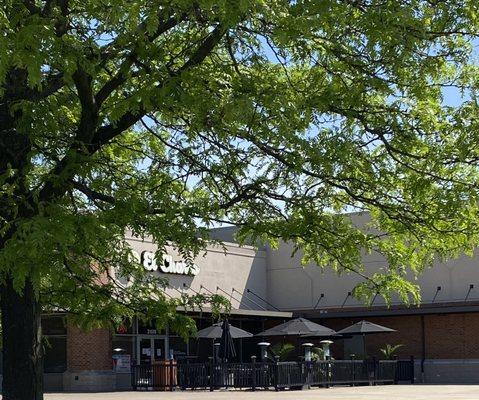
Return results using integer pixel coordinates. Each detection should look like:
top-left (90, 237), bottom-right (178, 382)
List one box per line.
top-left (130, 250), bottom-right (200, 276)
top-left (112, 354), bottom-right (131, 373)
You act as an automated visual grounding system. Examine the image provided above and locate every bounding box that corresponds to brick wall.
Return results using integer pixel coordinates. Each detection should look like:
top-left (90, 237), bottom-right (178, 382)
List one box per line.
top-left (317, 312), bottom-right (479, 360)
top-left (67, 325), bottom-right (112, 371)
top-left (424, 313), bottom-right (479, 359)
top-left (363, 315), bottom-right (422, 359)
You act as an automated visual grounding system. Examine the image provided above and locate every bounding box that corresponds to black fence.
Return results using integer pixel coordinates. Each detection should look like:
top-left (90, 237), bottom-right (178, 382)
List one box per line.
top-left (396, 357), bottom-right (415, 383)
top-left (132, 358), bottom-right (414, 391)
top-left (131, 361), bottom-right (178, 390)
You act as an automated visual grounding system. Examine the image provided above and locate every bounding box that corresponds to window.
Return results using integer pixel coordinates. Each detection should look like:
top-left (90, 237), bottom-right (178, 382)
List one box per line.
top-left (42, 315), bottom-right (67, 373)
top-left (112, 336), bottom-right (134, 357)
top-left (43, 337), bottom-right (67, 373)
top-left (42, 315), bottom-right (67, 335)
top-left (169, 336), bottom-right (188, 360)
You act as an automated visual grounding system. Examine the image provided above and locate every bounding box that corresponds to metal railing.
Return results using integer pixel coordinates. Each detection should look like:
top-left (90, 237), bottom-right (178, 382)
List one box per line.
top-left (132, 360), bottom-right (177, 391)
top-left (132, 358), bottom-right (412, 391)
top-left (396, 357), bottom-right (415, 383)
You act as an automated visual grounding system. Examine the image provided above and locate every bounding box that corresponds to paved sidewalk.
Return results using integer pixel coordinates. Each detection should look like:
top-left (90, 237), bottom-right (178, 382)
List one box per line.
top-left (37, 385), bottom-right (479, 400)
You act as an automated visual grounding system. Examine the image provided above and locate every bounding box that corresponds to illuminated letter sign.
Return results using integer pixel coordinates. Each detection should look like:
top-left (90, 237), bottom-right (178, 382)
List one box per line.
top-left (140, 251), bottom-right (200, 276)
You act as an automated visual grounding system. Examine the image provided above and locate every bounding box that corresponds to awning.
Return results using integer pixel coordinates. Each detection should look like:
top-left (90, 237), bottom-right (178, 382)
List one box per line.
top-left (176, 306), bottom-right (292, 319)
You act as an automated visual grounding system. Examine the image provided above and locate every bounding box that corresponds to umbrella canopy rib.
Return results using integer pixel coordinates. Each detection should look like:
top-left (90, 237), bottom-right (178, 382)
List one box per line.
top-left (196, 322), bottom-right (253, 339)
top-left (336, 320), bottom-right (396, 335)
top-left (256, 317), bottom-right (336, 337)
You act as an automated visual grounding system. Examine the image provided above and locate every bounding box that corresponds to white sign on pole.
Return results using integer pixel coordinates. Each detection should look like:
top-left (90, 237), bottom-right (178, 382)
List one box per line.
top-left (112, 354), bottom-right (131, 373)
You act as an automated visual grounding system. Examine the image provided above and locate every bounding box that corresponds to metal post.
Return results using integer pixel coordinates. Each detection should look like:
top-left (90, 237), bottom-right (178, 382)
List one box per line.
top-left (465, 284), bottom-right (474, 301)
top-left (165, 325), bottom-right (170, 360)
top-left (274, 355), bottom-right (280, 391)
top-left (131, 364), bottom-right (136, 390)
top-left (324, 355), bottom-right (331, 388)
top-left (393, 355), bottom-right (398, 385)
top-left (351, 354), bottom-right (356, 386)
top-left (169, 359), bottom-right (174, 391)
top-left (302, 343), bottom-right (313, 389)
top-left (421, 315), bottom-right (426, 383)
top-left (246, 288), bottom-right (282, 311)
top-left (410, 355), bottom-right (415, 384)
top-left (209, 356), bottom-right (214, 391)
top-left (251, 355), bottom-right (257, 391)
top-left (372, 356), bottom-right (377, 386)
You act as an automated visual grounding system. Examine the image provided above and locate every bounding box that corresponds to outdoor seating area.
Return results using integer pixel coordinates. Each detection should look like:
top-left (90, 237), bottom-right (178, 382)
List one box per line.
top-left (132, 358), bottom-right (410, 391)
top-left (131, 318), bottom-right (415, 391)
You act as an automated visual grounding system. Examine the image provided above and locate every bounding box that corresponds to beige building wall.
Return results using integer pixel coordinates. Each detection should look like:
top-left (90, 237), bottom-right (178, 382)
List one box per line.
top-left (123, 214), bottom-right (479, 313)
top-left (125, 233), bottom-right (268, 310)
top-left (266, 212), bottom-right (479, 310)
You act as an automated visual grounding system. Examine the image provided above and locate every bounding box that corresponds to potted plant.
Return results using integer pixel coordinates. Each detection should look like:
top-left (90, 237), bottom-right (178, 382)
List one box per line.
top-left (269, 343), bottom-right (295, 361)
top-left (380, 344), bottom-right (403, 359)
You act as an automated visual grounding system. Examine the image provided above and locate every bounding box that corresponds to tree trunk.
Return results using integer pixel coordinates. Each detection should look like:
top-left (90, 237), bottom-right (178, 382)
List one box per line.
top-left (1, 276), bottom-right (43, 400)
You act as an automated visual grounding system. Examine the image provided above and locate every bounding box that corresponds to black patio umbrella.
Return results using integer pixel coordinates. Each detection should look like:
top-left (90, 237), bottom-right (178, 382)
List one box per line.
top-left (196, 322), bottom-right (253, 339)
top-left (336, 320), bottom-right (396, 357)
top-left (218, 319), bottom-right (236, 361)
top-left (256, 317), bottom-right (336, 337)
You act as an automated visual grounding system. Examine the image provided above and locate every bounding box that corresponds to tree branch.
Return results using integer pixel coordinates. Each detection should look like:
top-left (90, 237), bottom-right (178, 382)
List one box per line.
top-left (95, 14), bottom-right (185, 106)
top-left (71, 180), bottom-right (115, 204)
top-left (92, 22), bottom-right (228, 148)
top-left (72, 68), bottom-right (98, 143)
top-left (36, 22), bottom-right (228, 208)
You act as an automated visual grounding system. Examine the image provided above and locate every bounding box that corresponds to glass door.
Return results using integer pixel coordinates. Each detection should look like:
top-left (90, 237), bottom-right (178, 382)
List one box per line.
top-left (153, 338), bottom-right (164, 361)
top-left (137, 336), bottom-right (166, 364)
top-left (139, 337), bottom-right (153, 365)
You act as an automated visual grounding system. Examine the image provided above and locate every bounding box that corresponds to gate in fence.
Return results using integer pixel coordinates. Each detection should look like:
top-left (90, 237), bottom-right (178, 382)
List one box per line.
top-left (395, 357), bottom-right (415, 383)
top-left (132, 358), bottom-right (413, 391)
top-left (132, 360), bottom-right (177, 391)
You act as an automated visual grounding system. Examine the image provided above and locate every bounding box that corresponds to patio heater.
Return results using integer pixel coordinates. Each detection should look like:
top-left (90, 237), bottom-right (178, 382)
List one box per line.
top-left (302, 343), bottom-right (314, 362)
top-left (214, 342), bottom-right (220, 362)
top-left (320, 340), bottom-right (333, 360)
top-left (257, 342), bottom-right (270, 361)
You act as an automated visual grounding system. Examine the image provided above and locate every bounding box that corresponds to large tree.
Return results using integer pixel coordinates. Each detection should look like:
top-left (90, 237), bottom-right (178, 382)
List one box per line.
top-left (1, 0), bottom-right (479, 398)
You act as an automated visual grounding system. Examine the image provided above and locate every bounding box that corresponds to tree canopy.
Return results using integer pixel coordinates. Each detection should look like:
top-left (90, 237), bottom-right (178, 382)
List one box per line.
top-left (1, 0), bottom-right (479, 336)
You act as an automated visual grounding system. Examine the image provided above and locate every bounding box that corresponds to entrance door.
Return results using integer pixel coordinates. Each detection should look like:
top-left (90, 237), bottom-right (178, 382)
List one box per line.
top-left (138, 336), bottom-right (166, 364)
top-left (153, 338), bottom-right (165, 361)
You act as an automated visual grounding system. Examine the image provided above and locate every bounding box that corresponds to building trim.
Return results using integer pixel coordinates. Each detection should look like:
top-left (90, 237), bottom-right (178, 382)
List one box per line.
top-left (177, 306), bottom-right (292, 319)
top-left (297, 301), bottom-right (479, 319)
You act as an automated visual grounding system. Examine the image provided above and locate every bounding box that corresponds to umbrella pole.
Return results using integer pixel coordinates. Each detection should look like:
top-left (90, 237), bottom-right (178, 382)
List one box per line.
top-left (363, 334), bottom-right (367, 359)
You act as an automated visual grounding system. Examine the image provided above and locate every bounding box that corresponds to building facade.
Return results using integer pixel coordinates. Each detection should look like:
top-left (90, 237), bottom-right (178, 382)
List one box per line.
top-left (9, 212), bottom-right (479, 391)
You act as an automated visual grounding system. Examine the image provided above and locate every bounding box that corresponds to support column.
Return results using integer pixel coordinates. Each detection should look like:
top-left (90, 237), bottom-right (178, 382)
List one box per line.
top-left (63, 325), bottom-right (115, 391)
